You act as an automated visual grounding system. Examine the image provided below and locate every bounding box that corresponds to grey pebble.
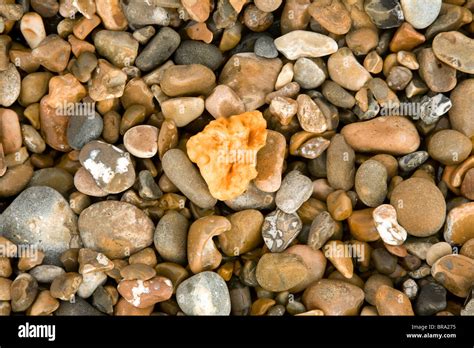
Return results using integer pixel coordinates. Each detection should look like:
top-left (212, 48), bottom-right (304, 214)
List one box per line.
top-left (276, 170), bottom-right (313, 214)
top-left (67, 113), bottom-right (104, 150)
top-left (154, 210), bottom-right (188, 265)
top-left (174, 40), bottom-right (224, 71)
top-left (254, 36), bottom-right (278, 59)
top-left (135, 27), bottom-right (180, 72)
top-left (398, 151), bottom-right (429, 172)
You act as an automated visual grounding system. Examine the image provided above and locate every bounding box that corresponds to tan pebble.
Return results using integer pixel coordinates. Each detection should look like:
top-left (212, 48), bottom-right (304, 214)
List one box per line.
top-left (389, 23), bottom-right (426, 52)
top-left (323, 240), bottom-right (353, 279)
top-left (328, 48), bottom-right (372, 91)
top-left (251, 298), bottom-right (276, 316)
top-left (96, 0), bottom-right (128, 31)
top-left (120, 264), bottom-right (156, 281)
top-left (375, 285), bottom-right (414, 315)
top-left (27, 290), bottom-right (59, 316)
top-left (0, 108), bottom-right (21, 155)
top-left (431, 254), bottom-right (474, 298)
top-left (50, 272), bottom-right (83, 301)
top-left (115, 297), bottom-right (153, 315)
top-left (327, 190), bottom-right (352, 221)
top-left (18, 250), bottom-right (44, 272)
top-left (117, 276), bottom-right (173, 308)
top-left (123, 125), bottom-right (158, 159)
top-left (32, 34), bottom-right (71, 72)
top-left (205, 85), bottom-right (245, 119)
top-left (20, 12), bottom-right (46, 49)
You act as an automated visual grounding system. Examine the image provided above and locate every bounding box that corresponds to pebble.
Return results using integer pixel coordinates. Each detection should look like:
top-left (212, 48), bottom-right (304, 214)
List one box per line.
top-left (293, 58), bottom-right (326, 90)
top-left (20, 12), bottom-right (46, 49)
top-left (276, 171), bottom-right (312, 214)
top-left (176, 271), bottom-right (231, 315)
top-left (428, 130), bottom-right (472, 166)
top-left (372, 248), bottom-right (397, 275)
top-left (96, 0), bottom-right (128, 31)
top-left (228, 279), bottom-right (251, 316)
top-left (118, 276), bottom-right (173, 308)
top-left (161, 64), bottom-right (215, 97)
top-left (433, 31), bottom-right (474, 74)
top-left (285, 245), bottom-right (326, 292)
top-left (323, 240), bottom-right (354, 279)
top-left (418, 48), bottom-right (457, 93)
top-left (390, 178), bottom-right (446, 237)
top-left (0, 278), bottom-right (11, 301)
top-left (162, 148), bottom-right (216, 209)
top-left (135, 27), bottom-right (180, 72)
top-left (219, 53), bottom-right (282, 111)
top-left (79, 140), bottom-right (135, 194)
top-left (78, 249), bottom-right (114, 275)
top-left (93, 30), bottom-right (138, 68)
top-left (11, 273), bottom-right (38, 313)
top-left (161, 97), bottom-right (204, 127)
top-left (415, 282), bottom-right (447, 316)
top-left (56, 296), bottom-right (103, 316)
top-left (375, 285), bottom-right (414, 315)
top-left (355, 160), bottom-right (388, 207)
top-left (78, 201), bottom-right (154, 259)
top-left (444, 202), bottom-right (474, 245)
top-left (401, 0), bottom-right (441, 29)
top-left (0, 108), bottom-right (22, 154)
top-left (181, 0), bottom-right (211, 22)
top-left (398, 151), bottom-right (429, 172)
top-left (224, 182), bottom-right (275, 211)
top-left (449, 79), bottom-right (474, 138)
top-left (328, 48), bottom-right (372, 91)
top-left (402, 278), bottom-right (418, 300)
top-left (218, 209), bottom-right (263, 256)
top-left (390, 22), bottom-right (426, 52)
top-left (460, 239), bottom-right (474, 259)
top-left (419, 94), bottom-right (452, 125)
top-left (274, 30), bottom-right (338, 60)
top-left (123, 125), bottom-right (158, 158)
top-left (254, 36), bottom-right (278, 59)
top-left (28, 290), bottom-right (59, 316)
top-left (0, 63), bottom-right (20, 107)
top-left (326, 134), bottom-right (355, 191)
top-left (174, 40), bottom-right (224, 71)
top-left (88, 59), bottom-right (127, 101)
top-left (254, 130), bottom-right (285, 193)
top-left (256, 253), bottom-right (308, 292)
top-left (67, 113), bottom-right (103, 151)
top-left (296, 94), bottom-right (327, 133)
top-left (50, 272), bottom-right (82, 301)
top-left (341, 116), bottom-right (420, 155)
top-left (0, 186), bottom-right (79, 265)
top-left (121, 0), bottom-right (170, 26)
top-left (32, 35), bottom-right (71, 73)
top-left (243, 4), bottom-right (273, 32)
top-left (364, 274), bottom-right (393, 305)
top-left (29, 265), bottom-right (65, 284)
top-left (308, 0), bottom-right (351, 35)
top-left (205, 85), bottom-right (245, 119)
top-left (262, 209), bottom-right (302, 252)
top-left (426, 242), bottom-right (452, 266)
top-left (303, 279), bottom-right (364, 315)
top-left (364, 0), bottom-right (404, 29)
top-left (154, 211), bottom-right (188, 265)
top-left (77, 271), bottom-right (107, 298)
top-left (307, 211), bottom-right (340, 250)
top-left (373, 204), bottom-right (407, 246)
top-left (431, 255), bottom-right (474, 298)
top-left (322, 81), bottom-right (355, 109)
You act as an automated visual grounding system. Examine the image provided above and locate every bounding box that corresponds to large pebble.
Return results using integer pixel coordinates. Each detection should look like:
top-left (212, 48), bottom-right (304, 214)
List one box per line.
top-left (0, 64), bottom-right (20, 107)
top-left (303, 279), bottom-right (364, 315)
top-left (401, 0), bottom-right (441, 29)
top-left (162, 149), bottom-right (216, 209)
top-left (254, 130), bottom-right (286, 193)
top-left (449, 79), bottom-right (474, 138)
top-left (28, 168), bottom-right (74, 197)
top-left (11, 273), bottom-right (38, 312)
top-left (174, 40), bottom-right (224, 71)
top-left (431, 255), bottom-right (474, 298)
top-left (274, 30), bottom-right (337, 60)
top-left (355, 160), bottom-right (387, 207)
top-left (79, 140), bottom-right (135, 194)
top-left (418, 48), bottom-right (456, 93)
top-left (285, 245), bottom-right (326, 292)
top-left (94, 30), bottom-right (138, 68)
top-left (364, 0), bottom-right (404, 29)
top-left (293, 58), bottom-right (326, 89)
top-left (375, 285), bottom-right (414, 315)
top-left (161, 64), bottom-right (215, 97)
top-left (276, 171), bottom-right (312, 214)
top-left (433, 31), bottom-right (474, 74)
top-left (120, 0), bottom-right (170, 27)
top-left (154, 211), bottom-right (188, 265)
top-left (118, 276), bottom-right (173, 308)
top-left (0, 187), bottom-right (79, 265)
top-left (326, 134), bottom-right (355, 191)
top-left (390, 178), bottom-right (446, 237)
top-left (161, 97), bottom-right (205, 127)
top-left (224, 182), bottom-right (275, 211)
top-left (328, 48), bottom-right (372, 91)
top-left (444, 202), bottom-right (474, 245)
top-left (256, 253), bottom-right (308, 292)
top-left (428, 130), bottom-right (472, 166)
top-left (135, 27), bottom-right (180, 72)
top-left (0, 108), bottom-right (22, 154)
top-left (341, 116), bottom-right (420, 155)
top-left (219, 53), bottom-right (282, 111)
top-left (415, 282), bottom-right (446, 316)
top-left (176, 272), bottom-right (231, 315)
top-left (78, 201), bottom-right (154, 259)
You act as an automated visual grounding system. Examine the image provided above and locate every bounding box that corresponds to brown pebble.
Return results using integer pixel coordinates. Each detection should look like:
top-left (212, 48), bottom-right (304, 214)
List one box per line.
top-left (117, 276), bottom-right (173, 308)
top-left (375, 285), bottom-right (414, 315)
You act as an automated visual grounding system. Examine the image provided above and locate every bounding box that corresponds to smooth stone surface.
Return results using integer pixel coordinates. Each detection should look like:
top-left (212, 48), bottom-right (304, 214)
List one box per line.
top-left (449, 79), bottom-right (474, 138)
top-left (326, 134), bottom-right (355, 191)
top-left (431, 255), bottom-right (474, 298)
top-left (55, 296), bottom-right (103, 316)
top-left (162, 149), bottom-right (216, 209)
top-left (28, 168), bottom-right (74, 197)
top-left (390, 178), bottom-right (446, 237)
top-left (341, 116), bottom-right (420, 155)
top-left (415, 282), bottom-right (447, 316)
top-left (433, 31), bottom-right (474, 74)
top-left (161, 97), bottom-right (205, 127)
top-left (154, 211), bottom-right (188, 265)
top-left (176, 272), bottom-right (231, 315)
top-left (224, 182), bottom-right (275, 211)
top-left (375, 285), bottom-right (414, 315)
top-left (67, 113), bottom-right (103, 150)
top-left (256, 253), bottom-right (308, 292)
top-left (0, 187), bottom-right (79, 265)
top-left (160, 64), bottom-right (216, 97)
top-left (254, 36), bottom-right (278, 59)
top-left (293, 58), bottom-right (326, 89)
top-left (303, 279), bottom-right (364, 316)
top-left (364, 0), bottom-right (404, 29)
top-left (274, 30), bottom-right (338, 60)
top-left (428, 130), bottom-right (472, 166)
top-left (29, 265), bottom-right (66, 284)
top-left (355, 160), bottom-right (388, 207)
top-left (255, 130), bottom-right (286, 193)
top-left (276, 171), bottom-right (313, 214)
top-left (174, 40), bottom-right (224, 71)
top-left (418, 48), bottom-right (457, 93)
top-left (401, 0), bottom-right (441, 29)
top-left (444, 202), bottom-right (474, 245)
top-left (93, 30), bottom-right (138, 68)
top-left (328, 48), bottom-right (372, 91)
top-left (262, 209), bottom-right (302, 252)
top-left (135, 27), bottom-right (180, 72)
top-left (0, 64), bottom-right (20, 107)
top-left (78, 201), bottom-right (154, 259)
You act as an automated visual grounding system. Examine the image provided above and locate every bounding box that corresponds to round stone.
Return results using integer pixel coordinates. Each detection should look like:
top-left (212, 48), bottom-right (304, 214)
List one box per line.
top-left (0, 64), bottom-right (20, 107)
top-left (274, 30), bottom-right (338, 60)
top-left (160, 64), bottom-right (216, 97)
top-left (328, 48), bottom-right (372, 91)
top-left (428, 130), bottom-right (472, 166)
top-left (364, 274), bottom-right (393, 305)
top-left (433, 31), bottom-right (474, 74)
top-left (154, 210), bottom-right (189, 265)
top-left (375, 285), bottom-right (414, 315)
top-left (303, 279), bottom-right (364, 315)
top-left (355, 160), bottom-right (388, 207)
top-left (426, 242), bottom-right (453, 266)
top-left (293, 58), bottom-right (327, 89)
top-left (67, 113), bottom-right (104, 151)
top-left (254, 36), bottom-right (278, 59)
top-left (78, 201), bottom-right (154, 259)
top-left (276, 171), bottom-right (313, 214)
top-left (256, 253), bottom-right (308, 292)
top-left (123, 125), bottom-right (158, 158)
top-left (401, 0), bottom-right (441, 29)
top-left (390, 178), bottom-right (446, 237)
top-left (11, 273), bottom-right (38, 312)
top-left (176, 272), bottom-right (231, 315)
top-left (0, 186), bottom-right (79, 265)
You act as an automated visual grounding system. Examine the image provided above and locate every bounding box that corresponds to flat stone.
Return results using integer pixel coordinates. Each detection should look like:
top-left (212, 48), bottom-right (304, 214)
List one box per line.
top-left (0, 108), bottom-right (22, 154)
top-left (29, 265), bottom-right (66, 284)
top-left (123, 125), bottom-right (158, 158)
top-left (11, 273), bottom-right (38, 312)
top-left (276, 171), bottom-right (313, 214)
top-left (326, 134), bottom-right (355, 191)
top-left (418, 48), bottom-right (457, 93)
top-left (28, 168), bottom-right (74, 197)
top-left (93, 30), bottom-right (138, 68)
top-left (254, 36), bottom-right (278, 59)
top-left (55, 296), bottom-right (103, 316)
top-left (224, 182), bottom-right (275, 211)
top-left (205, 85), bottom-right (245, 119)
top-left (328, 48), bottom-right (372, 91)
top-left (161, 97), bottom-right (205, 127)
top-left (78, 201), bottom-right (154, 259)
top-left (0, 186), bottom-right (79, 265)
top-left (401, 0), bottom-right (441, 29)
top-left (274, 30), bottom-right (338, 60)
top-left (154, 210), bottom-right (189, 265)
top-left (433, 31), bottom-right (474, 74)
top-left (176, 271), bottom-right (231, 315)
top-left (67, 113), bottom-right (103, 150)
top-left (160, 64), bottom-right (216, 97)
top-left (254, 130), bottom-right (286, 193)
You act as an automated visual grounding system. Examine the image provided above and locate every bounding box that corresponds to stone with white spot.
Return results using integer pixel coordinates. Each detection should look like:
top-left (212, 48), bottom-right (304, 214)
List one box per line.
top-left (262, 208), bottom-right (302, 252)
top-left (176, 271), bottom-right (231, 315)
top-left (118, 276), bottom-right (173, 308)
top-left (373, 204), bottom-right (407, 246)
